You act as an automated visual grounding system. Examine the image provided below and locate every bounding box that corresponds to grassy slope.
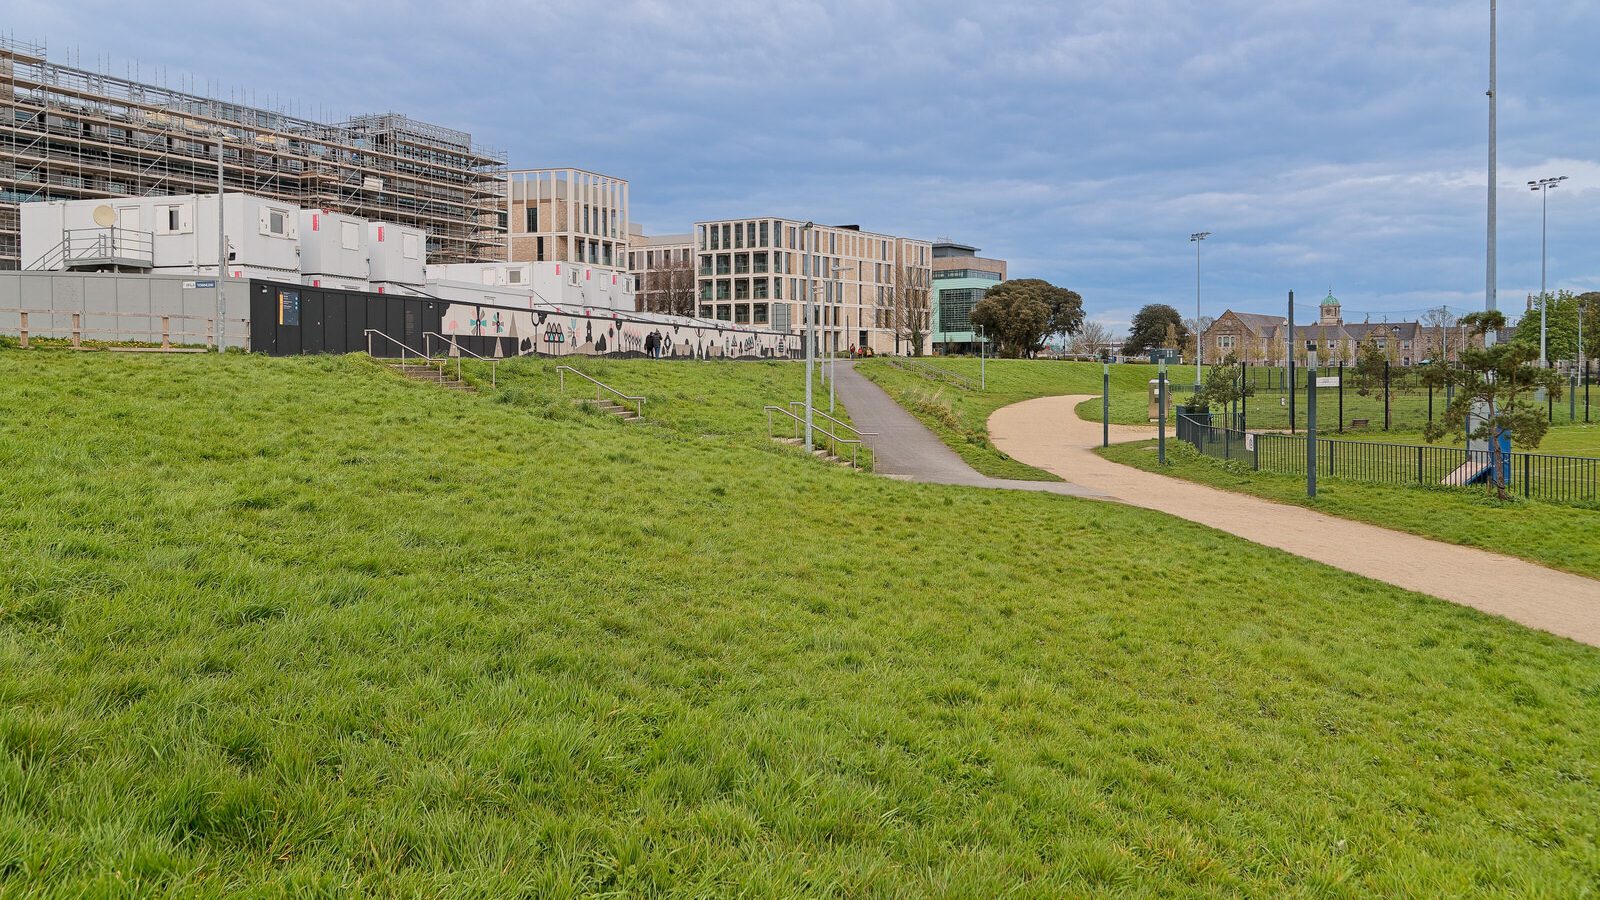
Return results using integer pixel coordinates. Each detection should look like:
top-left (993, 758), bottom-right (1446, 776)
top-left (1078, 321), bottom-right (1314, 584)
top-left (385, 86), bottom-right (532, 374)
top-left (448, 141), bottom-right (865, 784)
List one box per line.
top-left (3, 352), bottom-right (1600, 894)
top-left (1100, 440), bottom-right (1600, 580)
top-left (854, 358), bottom-right (1174, 480)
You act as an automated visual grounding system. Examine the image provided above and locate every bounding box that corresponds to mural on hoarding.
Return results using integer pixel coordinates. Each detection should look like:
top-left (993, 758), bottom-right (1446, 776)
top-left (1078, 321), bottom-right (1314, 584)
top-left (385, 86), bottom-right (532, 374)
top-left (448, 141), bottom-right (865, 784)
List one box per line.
top-left (441, 303), bottom-right (795, 360)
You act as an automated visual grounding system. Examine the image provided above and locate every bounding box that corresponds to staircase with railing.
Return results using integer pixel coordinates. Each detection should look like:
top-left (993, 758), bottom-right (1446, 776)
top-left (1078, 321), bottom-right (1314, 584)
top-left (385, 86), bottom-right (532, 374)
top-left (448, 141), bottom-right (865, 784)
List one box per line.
top-left (556, 365), bottom-right (646, 422)
top-left (365, 328), bottom-right (474, 392)
top-left (765, 403), bottom-right (872, 470)
top-left (25, 227), bottom-right (155, 272)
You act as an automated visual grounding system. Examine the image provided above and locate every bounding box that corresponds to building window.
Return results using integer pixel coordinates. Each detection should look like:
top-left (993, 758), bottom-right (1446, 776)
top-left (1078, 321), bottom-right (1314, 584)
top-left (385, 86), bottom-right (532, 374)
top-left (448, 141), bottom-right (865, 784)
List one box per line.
top-left (937, 288), bottom-right (985, 333)
top-left (735, 280), bottom-right (751, 300)
top-left (716, 280), bottom-right (731, 301)
top-left (700, 254), bottom-right (713, 276)
top-left (734, 223), bottom-right (744, 249)
top-left (537, 237), bottom-right (545, 261)
top-left (710, 225), bottom-right (721, 251)
top-left (1216, 334), bottom-right (1235, 350)
top-left (721, 224), bottom-right (732, 249)
top-left (735, 254), bottom-right (750, 275)
top-left (700, 305), bottom-right (713, 317)
top-left (700, 282), bottom-right (713, 301)
top-left (754, 278), bottom-right (769, 299)
top-left (735, 304), bottom-right (751, 324)
top-left (773, 277), bottom-right (782, 299)
top-left (753, 303), bottom-right (769, 325)
top-left (698, 225), bottom-right (708, 250)
top-left (526, 207), bottom-right (538, 233)
top-left (716, 304), bottom-right (732, 321)
top-left (753, 251), bottom-right (768, 274)
top-left (716, 254), bottom-right (731, 276)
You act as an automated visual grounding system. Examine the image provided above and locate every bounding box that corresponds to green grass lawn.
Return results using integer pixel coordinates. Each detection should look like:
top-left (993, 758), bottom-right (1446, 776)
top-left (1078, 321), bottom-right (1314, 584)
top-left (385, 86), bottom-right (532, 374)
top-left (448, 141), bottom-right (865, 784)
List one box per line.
top-left (856, 358), bottom-right (1176, 479)
top-left (1099, 440), bottom-right (1600, 580)
top-left (5, 350), bottom-right (1600, 894)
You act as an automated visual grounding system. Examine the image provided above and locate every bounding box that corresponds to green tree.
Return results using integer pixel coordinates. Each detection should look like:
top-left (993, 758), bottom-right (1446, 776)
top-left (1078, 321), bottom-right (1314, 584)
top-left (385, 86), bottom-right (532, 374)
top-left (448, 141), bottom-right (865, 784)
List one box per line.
top-left (1187, 352), bottom-right (1255, 412)
top-left (1510, 290), bottom-right (1582, 363)
top-left (1123, 304), bottom-right (1186, 357)
top-left (1424, 311), bottom-right (1565, 500)
top-left (1579, 292), bottom-right (1600, 362)
top-left (968, 285), bottom-right (1050, 359)
top-left (1351, 337), bottom-right (1387, 396)
top-left (969, 279), bottom-right (1083, 357)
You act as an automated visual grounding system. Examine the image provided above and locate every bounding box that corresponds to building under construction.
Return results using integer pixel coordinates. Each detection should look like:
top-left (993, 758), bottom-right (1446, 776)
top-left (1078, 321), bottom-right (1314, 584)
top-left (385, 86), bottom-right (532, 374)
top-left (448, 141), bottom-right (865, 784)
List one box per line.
top-left (0, 37), bottom-right (506, 270)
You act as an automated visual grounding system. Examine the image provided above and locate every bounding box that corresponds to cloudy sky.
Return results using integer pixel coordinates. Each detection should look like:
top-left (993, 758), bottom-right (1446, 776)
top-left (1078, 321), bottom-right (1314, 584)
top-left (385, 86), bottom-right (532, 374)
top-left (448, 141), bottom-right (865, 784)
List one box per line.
top-left (11, 0), bottom-right (1596, 332)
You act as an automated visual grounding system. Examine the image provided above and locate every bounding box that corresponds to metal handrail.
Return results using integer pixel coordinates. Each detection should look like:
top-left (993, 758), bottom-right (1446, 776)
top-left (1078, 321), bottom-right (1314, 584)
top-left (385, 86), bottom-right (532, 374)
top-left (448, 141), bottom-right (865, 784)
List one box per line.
top-left (424, 331), bottom-right (497, 388)
top-left (764, 404), bottom-right (869, 470)
top-left (363, 329), bottom-right (433, 370)
top-left (786, 401), bottom-right (877, 439)
top-left (884, 356), bottom-right (979, 390)
top-left (556, 365), bottom-right (646, 417)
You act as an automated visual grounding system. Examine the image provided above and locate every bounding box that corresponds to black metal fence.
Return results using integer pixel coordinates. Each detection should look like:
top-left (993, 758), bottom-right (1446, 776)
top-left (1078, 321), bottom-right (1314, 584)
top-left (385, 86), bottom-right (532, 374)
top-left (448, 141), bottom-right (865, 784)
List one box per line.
top-left (1176, 415), bottom-right (1599, 504)
top-left (1229, 360), bottom-right (1596, 433)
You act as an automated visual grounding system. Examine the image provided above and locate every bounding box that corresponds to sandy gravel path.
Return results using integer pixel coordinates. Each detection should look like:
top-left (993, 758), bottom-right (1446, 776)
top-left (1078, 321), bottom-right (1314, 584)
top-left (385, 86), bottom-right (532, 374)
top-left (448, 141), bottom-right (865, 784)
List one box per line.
top-left (988, 394), bottom-right (1600, 647)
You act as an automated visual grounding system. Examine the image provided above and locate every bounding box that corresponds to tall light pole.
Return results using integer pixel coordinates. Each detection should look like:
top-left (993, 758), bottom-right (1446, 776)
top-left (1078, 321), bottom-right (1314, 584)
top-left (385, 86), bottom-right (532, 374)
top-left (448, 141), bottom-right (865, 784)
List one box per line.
top-left (1529, 175), bottom-right (1567, 367)
top-left (1190, 231), bottom-right (1210, 386)
top-left (826, 263), bottom-right (853, 413)
top-left (215, 129), bottom-right (228, 350)
top-left (1485, 0), bottom-right (1498, 344)
top-left (802, 222), bottom-right (815, 453)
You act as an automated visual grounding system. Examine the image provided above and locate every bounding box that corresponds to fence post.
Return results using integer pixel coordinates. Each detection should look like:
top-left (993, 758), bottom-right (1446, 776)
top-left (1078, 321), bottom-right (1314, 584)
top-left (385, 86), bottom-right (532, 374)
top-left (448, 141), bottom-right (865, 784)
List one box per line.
top-left (1523, 454), bottom-right (1530, 499)
top-left (71, 312), bottom-right (81, 349)
top-left (208, 319), bottom-right (216, 351)
top-left (1417, 445), bottom-right (1423, 484)
top-left (18, 311), bottom-right (27, 349)
top-left (1572, 375), bottom-right (1578, 423)
top-left (161, 316), bottom-right (172, 351)
top-left (1253, 436), bottom-right (1260, 471)
top-left (1337, 361), bottom-right (1344, 433)
top-left (1383, 360), bottom-right (1391, 430)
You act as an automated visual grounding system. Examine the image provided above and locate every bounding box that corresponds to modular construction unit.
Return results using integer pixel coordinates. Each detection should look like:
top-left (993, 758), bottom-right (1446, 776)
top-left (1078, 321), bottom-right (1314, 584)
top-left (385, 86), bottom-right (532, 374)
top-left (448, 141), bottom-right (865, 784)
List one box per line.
top-left (0, 37), bottom-right (506, 271)
top-left (248, 279), bottom-right (802, 361)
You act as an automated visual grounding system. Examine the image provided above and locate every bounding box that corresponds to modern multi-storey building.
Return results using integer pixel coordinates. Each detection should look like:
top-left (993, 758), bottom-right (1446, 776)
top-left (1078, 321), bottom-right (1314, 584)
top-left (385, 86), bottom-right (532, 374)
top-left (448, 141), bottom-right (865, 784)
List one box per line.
top-left (626, 225), bottom-right (694, 315)
top-left (0, 37), bottom-right (506, 270)
top-left (503, 168), bottom-right (629, 269)
top-left (692, 217), bottom-right (931, 355)
top-left (929, 240), bottom-right (1007, 354)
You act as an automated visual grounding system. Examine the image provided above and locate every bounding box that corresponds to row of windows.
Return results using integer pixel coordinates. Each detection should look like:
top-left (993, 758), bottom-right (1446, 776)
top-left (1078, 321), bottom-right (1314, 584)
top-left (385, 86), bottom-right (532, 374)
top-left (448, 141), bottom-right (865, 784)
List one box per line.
top-left (697, 220), bottom-right (928, 266)
top-left (1213, 334), bottom-right (1415, 352)
top-left (693, 303), bottom-right (876, 328)
top-left (696, 251), bottom-right (912, 285)
top-left (513, 203), bottom-right (618, 239)
top-left (627, 247), bottom-right (691, 270)
top-left (933, 268), bottom-right (1002, 281)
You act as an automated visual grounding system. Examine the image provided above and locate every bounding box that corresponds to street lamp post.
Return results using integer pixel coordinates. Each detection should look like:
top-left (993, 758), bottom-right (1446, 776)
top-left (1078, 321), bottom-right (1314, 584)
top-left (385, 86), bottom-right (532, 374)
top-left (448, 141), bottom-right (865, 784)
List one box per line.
top-left (1190, 231), bottom-right (1210, 386)
top-left (803, 222), bottom-right (815, 453)
top-left (1529, 175), bottom-right (1567, 367)
top-left (215, 130), bottom-right (228, 350)
top-left (977, 324), bottom-right (986, 390)
top-left (1486, 0), bottom-right (1498, 344)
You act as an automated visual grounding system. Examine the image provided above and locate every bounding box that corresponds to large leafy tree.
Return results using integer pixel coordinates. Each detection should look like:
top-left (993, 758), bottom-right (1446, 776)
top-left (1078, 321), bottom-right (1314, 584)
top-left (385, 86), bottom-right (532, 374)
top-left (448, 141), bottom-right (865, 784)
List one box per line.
top-left (1509, 290), bottom-right (1583, 363)
top-left (1423, 311), bottom-right (1564, 500)
top-left (1123, 304), bottom-right (1186, 356)
top-left (968, 279), bottom-right (1082, 358)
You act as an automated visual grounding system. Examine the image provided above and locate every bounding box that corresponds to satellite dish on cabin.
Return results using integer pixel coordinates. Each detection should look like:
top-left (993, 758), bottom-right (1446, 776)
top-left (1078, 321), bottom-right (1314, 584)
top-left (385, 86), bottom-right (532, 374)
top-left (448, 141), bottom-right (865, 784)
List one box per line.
top-left (91, 204), bottom-right (116, 227)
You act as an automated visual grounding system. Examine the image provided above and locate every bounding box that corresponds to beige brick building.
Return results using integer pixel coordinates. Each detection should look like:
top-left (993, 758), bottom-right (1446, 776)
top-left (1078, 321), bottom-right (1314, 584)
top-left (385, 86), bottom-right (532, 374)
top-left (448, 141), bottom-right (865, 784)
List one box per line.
top-left (627, 225), bottom-right (695, 315)
top-left (693, 218), bottom-right (931, 354)
top-left (1203, 291), bottom-right (1478, 366)
top-left (504, 168), bottom-right (629, 268)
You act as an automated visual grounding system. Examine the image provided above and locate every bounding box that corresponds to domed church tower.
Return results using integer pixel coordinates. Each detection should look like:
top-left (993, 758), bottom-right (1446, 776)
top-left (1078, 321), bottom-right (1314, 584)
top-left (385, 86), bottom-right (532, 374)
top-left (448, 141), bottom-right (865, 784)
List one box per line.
top-left (1319, 288), bottom-right (1343, 326)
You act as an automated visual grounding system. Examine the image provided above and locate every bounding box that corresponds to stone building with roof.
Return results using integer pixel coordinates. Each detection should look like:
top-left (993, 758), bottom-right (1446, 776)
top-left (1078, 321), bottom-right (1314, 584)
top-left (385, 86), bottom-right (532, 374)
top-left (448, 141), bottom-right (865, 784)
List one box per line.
top-left (1202, 290), bottom-right (1477, 367)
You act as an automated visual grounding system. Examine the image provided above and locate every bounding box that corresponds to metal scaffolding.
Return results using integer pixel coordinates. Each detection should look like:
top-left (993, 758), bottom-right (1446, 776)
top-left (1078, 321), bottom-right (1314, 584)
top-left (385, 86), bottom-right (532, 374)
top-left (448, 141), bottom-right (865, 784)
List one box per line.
top-left (0, 37), bottom-right (507, 269)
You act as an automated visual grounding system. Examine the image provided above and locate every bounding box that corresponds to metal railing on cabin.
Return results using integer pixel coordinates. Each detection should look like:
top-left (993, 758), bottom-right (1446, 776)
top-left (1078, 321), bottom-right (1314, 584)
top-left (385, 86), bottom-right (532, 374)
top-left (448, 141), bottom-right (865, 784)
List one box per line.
top-left (764, 404), bottom-right (871, 470)
top-left (24, 227), bottom-right (156, 271)
top-left (1176, 413), bottom-right (1599, 504)
top-left (556, 365), bottom-right (646, 418)
top-left (424, 331), bottom-right (497, 387)
top-left (786, 401), bottom-right (878, 441)
top-left (4, 307), bottom-right (217, 351)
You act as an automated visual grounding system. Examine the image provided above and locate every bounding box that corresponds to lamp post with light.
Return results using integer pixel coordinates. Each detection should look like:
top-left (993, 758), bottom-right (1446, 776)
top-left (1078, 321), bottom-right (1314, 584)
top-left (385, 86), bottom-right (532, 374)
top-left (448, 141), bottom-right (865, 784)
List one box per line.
top-left (1529, 175), bottom-right (1567, 367)
top-left (1190, 231), bottom-right (1210, 385)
